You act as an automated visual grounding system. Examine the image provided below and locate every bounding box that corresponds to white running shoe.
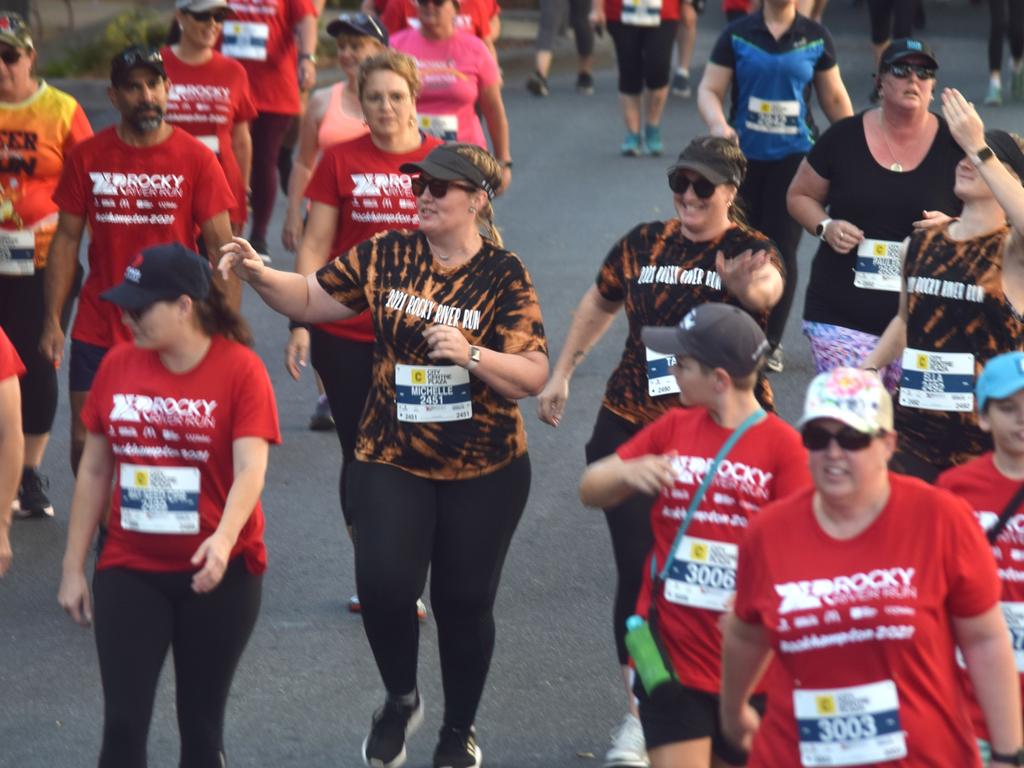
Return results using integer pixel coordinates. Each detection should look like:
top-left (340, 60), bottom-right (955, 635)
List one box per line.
top-left (603, 713), bottom-right (648, 767)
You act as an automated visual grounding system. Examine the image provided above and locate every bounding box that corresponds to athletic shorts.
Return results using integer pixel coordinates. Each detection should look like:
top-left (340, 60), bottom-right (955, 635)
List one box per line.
top-left (69, 339), bottom-right (109, 392)
top-left (636, 679), bottom-right (765, 764)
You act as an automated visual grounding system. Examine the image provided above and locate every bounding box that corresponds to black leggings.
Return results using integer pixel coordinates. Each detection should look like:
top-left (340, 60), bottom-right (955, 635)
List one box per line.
top-left (0, 268), bottom-right (78, 435)
top-left (867, 0), bottom-right (914, 44)
top-left (309, 328), bottom-right (374, 525)
top-left (350, 455), bottom-right (530, 729)
top-left (607, 20), bottom-right (679, 95)
top-left (248, 112), bottom-right (293, 242)
top-left (989, 0), bottom-right (1024, 71)
top-left (92, 558), bottom-right (262, 768)
top-left (741, 153), bottom-right (804, 348)
top-left (535, 0), bottom-right (595, 56)
top-left (585, 407), bottom-right (655, 666)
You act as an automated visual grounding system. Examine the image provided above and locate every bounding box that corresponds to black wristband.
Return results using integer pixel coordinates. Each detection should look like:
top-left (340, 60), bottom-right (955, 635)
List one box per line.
top-left (288, 320), bottom-right (311, 332)
top-left (991, 749), bottom-right (1024, 766)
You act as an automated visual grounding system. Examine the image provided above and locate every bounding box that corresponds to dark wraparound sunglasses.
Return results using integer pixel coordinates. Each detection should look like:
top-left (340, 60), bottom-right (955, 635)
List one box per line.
top-left (885, 63), bottom-right (936, 80)
top-left (186, 9), bottom-right (229, 22)
top-left (416, 0), bottom-right (451, 6)
top-left (411, 176), bottom-right (477, 198)
top-left (0, 49), bottom-right (21, 65)
top-left (668, 173), bottom-right (717, 198)
top-left (114, 47), bottom-right (163, 70)
top-left (801, 423), bottom-right (876, 452)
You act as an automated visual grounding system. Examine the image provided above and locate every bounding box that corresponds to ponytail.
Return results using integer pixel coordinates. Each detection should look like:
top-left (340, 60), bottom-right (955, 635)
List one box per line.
top-left (193, 281), bottom-right (253, 346)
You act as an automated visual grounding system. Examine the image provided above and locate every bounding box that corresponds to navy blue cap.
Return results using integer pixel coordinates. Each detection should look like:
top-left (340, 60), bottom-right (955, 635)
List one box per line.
top-left (101, 242), bottom-right (211, 311)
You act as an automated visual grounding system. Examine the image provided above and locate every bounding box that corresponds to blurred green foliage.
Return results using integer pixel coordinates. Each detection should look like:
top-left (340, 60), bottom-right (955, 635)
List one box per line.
top-left (43, 9), bottom-right (171, 78)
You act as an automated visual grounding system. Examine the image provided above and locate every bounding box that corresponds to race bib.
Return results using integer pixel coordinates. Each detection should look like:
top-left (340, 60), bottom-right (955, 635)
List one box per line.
top-left (794, 681), bottom-right (907, 766)
top-left (1004, 602), bottom-right (1024, 673)
top-left (418, 114), bottom-right (459, 142)
top-left (197, 135), bottom-right (221, 155)
top-left (395, 363), bottom-right (472, 422)
top-left (621, 0), bottom-right (662, 26)
top-left (898, 348), bottom-right (975, 412)
top-left (119, 463), bottom-right (200, 535)
top-left (0, 230), bottom-right (35, 275)
top-left (664, 536), bottom-right (738, 611)
top-left (646, 347), bottom-right (679, 397)
top-left (745, 96), bottom-right (800, 135)
top-left (853, 239), bottom-right (903, 292)
top-left (222, 21), bottom-right (269, 61)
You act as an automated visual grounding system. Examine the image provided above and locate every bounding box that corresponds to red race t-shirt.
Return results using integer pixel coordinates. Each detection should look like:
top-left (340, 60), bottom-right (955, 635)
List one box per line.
top-left (221, 0), bottom-right (316, 115)
top-left (303, 132), bottom-right (441, 342)
top-left (617, 408), bottom-right (810, 693)
top-left (603, 0), bottom-right (681, 24)
top-left (938, 453), bottom-right (1024, 742)
top-left (53, 126), bottom-right (235, 349)
top-left (0, 327), bottom-right (25, 380)
top-left (162, 47), bottom-right (257, 226)
top-left (734, 474), bottom-right (1000, 768)
top-left (81, 337), bottom-right (281, 574)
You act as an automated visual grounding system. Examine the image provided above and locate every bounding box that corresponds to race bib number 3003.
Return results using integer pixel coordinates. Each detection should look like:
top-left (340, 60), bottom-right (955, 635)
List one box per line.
top-left (794, 680), bottom-right (907, 766)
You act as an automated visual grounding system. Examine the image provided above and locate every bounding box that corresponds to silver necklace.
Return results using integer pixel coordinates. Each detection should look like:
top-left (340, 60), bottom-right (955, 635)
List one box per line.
top-left (878, 111), bottom-right (903, 172)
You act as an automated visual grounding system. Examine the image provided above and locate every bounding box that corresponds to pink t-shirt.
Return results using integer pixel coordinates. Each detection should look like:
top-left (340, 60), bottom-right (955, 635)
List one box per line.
top-left (391, 28), bottom-right (499, 149)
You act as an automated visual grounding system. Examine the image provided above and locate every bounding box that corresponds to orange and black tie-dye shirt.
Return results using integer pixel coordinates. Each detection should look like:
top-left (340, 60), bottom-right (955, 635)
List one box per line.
top-left (596, 219), bottom-right (784, 425)
top-left (316, 230), bottom-right (548, 480)
top-left (896, 224), bottom-right (1023, 470)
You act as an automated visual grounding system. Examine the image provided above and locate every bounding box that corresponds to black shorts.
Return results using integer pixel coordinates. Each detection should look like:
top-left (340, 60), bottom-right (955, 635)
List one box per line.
top-left (636, 680), bottom-right (765, 764)
top-left (69, 339), bottom-right (108, 392)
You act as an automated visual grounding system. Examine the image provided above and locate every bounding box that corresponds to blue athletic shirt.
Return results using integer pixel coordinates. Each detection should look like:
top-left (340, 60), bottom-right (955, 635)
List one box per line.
top-left (709, 12), bottom-right (837, 161)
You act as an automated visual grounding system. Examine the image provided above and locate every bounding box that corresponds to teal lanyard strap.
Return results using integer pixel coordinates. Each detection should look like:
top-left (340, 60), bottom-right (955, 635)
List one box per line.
top-left (652, 408), bottom-right (766, 584)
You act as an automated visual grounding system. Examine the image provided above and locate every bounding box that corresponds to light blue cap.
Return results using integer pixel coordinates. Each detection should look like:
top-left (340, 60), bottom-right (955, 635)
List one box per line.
top-left (977, 352), bottom-right (1024, 411)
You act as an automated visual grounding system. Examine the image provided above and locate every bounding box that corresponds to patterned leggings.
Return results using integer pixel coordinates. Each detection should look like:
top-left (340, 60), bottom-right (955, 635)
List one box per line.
top-left (802, 321), bottom-right (902, 392)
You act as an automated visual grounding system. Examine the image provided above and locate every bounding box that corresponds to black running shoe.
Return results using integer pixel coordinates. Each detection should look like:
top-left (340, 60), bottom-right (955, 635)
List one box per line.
top-left (13, 467), bottom-right (54, 519)
top-left (433, 725), bottom-right (482, 768)
top-left (526, 72), bottom-right (549, 97)
top-left (576, 72), bottom-right (595, 95)
top-left (362, 694), bottom-right (424, 768)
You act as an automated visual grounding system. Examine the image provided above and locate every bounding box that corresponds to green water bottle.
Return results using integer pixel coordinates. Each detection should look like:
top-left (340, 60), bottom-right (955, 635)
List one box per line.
top-left (625, 614), bottom-right (673, 694)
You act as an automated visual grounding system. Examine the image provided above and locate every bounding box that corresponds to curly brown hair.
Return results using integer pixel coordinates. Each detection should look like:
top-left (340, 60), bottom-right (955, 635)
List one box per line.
top-left (357, 50), bottom-right (421, 101)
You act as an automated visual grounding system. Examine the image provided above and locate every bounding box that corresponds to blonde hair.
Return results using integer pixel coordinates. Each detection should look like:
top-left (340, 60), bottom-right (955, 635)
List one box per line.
top-left (357, 50), bottom-right (421, 101)
top-left (448, 143), bottom-right (505, 247)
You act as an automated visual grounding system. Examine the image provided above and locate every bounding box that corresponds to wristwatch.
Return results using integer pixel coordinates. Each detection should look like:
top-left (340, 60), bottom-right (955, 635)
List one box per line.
top-left (466, 346), bottom-right (481, 371)
top-left (298, 52), bottom-right (317, 64)
top-left (815, 217), bottom-right (833, 241)
top-left (971, 145), bottom-right (995, 166)
top-left (991, 748), bottom-right (1024, 766)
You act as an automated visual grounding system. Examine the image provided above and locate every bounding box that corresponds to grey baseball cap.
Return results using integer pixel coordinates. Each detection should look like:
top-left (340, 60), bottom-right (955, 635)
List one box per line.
top-left (642, 302), bottom-right (769, 378)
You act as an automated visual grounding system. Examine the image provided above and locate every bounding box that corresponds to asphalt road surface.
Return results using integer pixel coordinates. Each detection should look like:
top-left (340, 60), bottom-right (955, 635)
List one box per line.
top-left (2, 3), bottom-right (1021, 765)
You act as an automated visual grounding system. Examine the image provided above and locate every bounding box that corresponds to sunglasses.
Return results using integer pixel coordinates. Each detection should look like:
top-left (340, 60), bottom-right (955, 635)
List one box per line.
top-left (0, 48), bottom-right (21, 65)
top-left (125, 304), bottom-right (156, 322)
top-left (801, 423), bottom-right (876, 452)
top-left (411, 176), bottom-right (477, 198)
top-left (885, 63), bottom-right (936, 80)
top-left (668, 173), bottom-right (717, 199)
top-left (416, 0), bottom-right (451, 6)
top-left (185, 9), bottom-right (229, 22)
top-left (115, 47), bottom-right (163, 69)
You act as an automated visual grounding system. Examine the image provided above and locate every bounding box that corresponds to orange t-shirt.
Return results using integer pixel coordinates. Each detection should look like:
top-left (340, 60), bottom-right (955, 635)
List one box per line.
top-left (0, 81), bottom-right (92, 272)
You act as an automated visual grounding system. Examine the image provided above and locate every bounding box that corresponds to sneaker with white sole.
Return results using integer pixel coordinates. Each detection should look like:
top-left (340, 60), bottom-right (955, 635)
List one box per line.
top-left (362, 694), bottom-right (424, 768)
top-left (433, 725), bottom-right (482, 768)
top-left (13, 467), bottom-right (54, 519)
top-left (670, 71), bottom-right (691, 98)
top-left (603, 713), bottom-right (648, 767)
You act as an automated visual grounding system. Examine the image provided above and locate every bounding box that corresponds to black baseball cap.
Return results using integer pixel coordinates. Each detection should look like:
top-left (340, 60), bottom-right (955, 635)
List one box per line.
top-left (987, 130), bottom-right (1024, 181)
top-left (880, 38), bottom-right (938, 69)
top-left (400, 144), bottom-right (497, 200)
top-left (667, 137), bottom-right (744, 187)
top-left (326, 12), bottom-right (389, 45)
top-left (641, 303), bottom-right (769, 378)
top-left (111, 46), bottom-right (167, 87)
top-left (101, 243), bottom-right (212, 311)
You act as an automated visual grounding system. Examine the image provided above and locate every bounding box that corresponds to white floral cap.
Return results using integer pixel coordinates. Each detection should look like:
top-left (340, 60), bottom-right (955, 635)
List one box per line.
top-left (797, 368), bottom-right (893, 434)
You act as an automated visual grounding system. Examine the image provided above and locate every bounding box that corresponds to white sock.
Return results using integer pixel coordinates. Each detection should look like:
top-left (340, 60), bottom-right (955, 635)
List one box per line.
top-left (676, 67), bottom-right (689, 76)
top-left (991, 72), bottom-right (1002, 88)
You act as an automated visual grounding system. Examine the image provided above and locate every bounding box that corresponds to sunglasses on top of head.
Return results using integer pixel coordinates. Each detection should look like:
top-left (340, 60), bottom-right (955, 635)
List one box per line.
top-left (668, 173), bottom-right (717, 199)
top-left (800, 423), bottom-right (877, 452)
top-left (411, 176), bottom-right (477, 198)
top-left (186, 9), bottom-right (229, 22)
top-left (337, 12), bottom-right (385, 36)
top-left (885, 63), bottom-right (936, 80)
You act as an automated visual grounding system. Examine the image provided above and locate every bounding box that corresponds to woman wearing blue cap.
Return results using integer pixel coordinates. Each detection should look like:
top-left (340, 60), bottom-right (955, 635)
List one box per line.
top-left (57, 242), bottom-right (280, 767)
top-left (864, 88), bottom-right (1024, 481)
